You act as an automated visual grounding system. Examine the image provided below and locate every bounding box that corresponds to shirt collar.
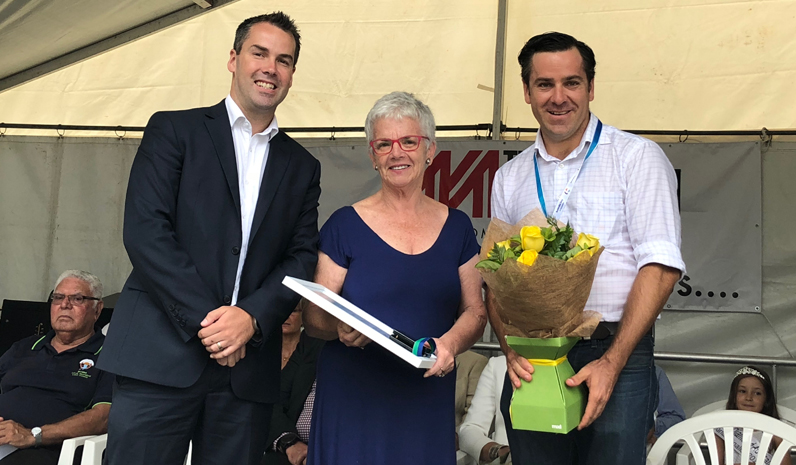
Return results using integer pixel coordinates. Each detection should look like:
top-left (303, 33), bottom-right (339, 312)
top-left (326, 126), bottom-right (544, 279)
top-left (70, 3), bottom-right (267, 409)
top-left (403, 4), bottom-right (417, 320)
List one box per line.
top-left (224, 95), bottom-right (280, 141)
top-left (32, 329), bottom-right (105, 355)
top-left (534, 113), bottom-right (599, 162)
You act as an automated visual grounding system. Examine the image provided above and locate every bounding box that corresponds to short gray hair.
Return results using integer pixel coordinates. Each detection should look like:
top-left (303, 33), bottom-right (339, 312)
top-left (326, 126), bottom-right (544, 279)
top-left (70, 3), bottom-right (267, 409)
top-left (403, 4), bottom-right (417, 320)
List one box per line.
top-left (364, 92), bottom-right (436, 145)
top-left (54, 270), bottom-right (103, 300)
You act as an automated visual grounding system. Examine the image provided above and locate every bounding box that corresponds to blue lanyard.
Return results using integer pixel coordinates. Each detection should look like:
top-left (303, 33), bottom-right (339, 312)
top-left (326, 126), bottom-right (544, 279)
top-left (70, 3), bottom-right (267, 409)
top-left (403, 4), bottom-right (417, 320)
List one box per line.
top-left (533, 120), bottom-right (603, 218)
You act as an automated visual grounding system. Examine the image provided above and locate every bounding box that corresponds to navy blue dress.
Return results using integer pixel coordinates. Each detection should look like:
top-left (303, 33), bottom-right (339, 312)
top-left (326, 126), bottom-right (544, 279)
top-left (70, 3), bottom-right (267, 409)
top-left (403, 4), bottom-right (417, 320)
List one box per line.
top-left (307, 206), bottom-right (480, 465)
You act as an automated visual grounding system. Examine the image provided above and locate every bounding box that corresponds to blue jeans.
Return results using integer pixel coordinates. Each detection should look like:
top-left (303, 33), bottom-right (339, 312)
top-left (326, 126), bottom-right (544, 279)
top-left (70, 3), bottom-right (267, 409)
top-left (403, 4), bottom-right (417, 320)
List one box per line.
top-left (500, 335), bottom-right (657, 465)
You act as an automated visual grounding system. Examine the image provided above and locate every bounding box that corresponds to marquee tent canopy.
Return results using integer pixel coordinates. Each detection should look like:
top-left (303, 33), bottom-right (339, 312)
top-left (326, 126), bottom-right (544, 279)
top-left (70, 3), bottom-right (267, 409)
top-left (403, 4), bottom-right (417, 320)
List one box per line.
top-left (0, 0), bottom-right (240, 92)
top-left (1, 0), bottom-right (795, 135)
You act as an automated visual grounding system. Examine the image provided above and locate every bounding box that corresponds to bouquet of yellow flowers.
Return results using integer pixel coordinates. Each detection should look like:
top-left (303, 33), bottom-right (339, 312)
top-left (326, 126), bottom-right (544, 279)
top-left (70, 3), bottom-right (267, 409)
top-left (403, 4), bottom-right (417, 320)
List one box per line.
top-left (478, 209), bottom-right (603, 338)
top-left (476, 210), bottom-right (603, 433)
top-left (477, 208), bottom-right (604, 433)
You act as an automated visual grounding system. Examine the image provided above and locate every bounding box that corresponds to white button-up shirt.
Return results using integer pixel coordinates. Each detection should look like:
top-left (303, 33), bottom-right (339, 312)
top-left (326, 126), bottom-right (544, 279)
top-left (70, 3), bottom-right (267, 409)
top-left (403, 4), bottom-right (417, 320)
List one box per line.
top-left (225, 95), bottom-right (279, 305)
top-left (491, 114), bottom-right (686, 322)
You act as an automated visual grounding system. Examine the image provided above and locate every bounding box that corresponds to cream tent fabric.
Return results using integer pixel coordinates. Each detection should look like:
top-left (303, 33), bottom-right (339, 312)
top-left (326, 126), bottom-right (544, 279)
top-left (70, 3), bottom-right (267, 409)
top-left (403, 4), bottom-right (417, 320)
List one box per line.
top-left (0, 0), bottom-right (497, 133)
top-left (503, 0), bottom-right (796, 132)
top-left (0, 0), bottom-right (223, 90)
top-left (1, 0), bottom-right (795, 133)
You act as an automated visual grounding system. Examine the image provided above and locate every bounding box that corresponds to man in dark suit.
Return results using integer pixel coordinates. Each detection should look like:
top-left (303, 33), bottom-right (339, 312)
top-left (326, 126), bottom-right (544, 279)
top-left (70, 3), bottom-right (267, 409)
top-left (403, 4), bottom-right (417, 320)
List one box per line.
top-left (97, 12), bottom-right (321, 465)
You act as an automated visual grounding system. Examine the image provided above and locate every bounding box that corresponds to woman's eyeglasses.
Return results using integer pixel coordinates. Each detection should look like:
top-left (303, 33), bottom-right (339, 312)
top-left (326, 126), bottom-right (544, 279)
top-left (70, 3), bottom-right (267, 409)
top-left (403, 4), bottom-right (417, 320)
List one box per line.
top-left (369, 135), bottom-right (430, 155)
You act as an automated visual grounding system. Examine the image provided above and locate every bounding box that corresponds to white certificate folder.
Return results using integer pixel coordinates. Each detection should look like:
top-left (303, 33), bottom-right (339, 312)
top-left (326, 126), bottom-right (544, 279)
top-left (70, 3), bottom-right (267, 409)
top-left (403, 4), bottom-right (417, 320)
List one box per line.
top-left (282, 276), bottom-right (436, 368)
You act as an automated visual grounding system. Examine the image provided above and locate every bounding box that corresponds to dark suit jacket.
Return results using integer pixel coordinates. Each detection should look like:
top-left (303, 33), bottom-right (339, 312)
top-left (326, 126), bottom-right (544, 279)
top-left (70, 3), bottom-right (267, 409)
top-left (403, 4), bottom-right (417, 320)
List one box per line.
top-left (263, 332), bottom-right (324, 465)
top-left (98, 100), bottom-right (321, 403)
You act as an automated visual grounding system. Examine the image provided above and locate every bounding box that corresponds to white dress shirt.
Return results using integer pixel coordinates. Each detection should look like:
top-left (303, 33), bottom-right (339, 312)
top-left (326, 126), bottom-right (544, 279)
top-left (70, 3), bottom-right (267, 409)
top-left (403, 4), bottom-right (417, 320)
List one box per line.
top-left (491, 114), bottom-right (685, 322)
top-left (225, 95), bottom-right (279, 305)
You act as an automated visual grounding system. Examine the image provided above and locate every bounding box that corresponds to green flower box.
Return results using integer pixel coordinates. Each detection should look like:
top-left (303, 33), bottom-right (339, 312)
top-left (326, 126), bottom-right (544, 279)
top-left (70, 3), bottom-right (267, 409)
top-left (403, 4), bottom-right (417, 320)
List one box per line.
top-left (506, 336), bottom-right (585, 434)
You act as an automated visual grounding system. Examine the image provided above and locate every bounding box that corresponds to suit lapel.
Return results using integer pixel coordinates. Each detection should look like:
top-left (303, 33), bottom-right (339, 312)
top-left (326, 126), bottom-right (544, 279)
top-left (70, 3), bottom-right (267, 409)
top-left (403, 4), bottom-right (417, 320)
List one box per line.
top-left (249, 131), bottom-right (291, 239)
top-left (205, 101), bottom-right (241, 214)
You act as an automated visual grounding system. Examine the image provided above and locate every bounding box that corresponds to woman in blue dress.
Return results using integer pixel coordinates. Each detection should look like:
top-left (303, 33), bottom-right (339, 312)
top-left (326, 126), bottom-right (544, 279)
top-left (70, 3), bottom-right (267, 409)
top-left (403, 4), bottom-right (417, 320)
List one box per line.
top-left (303, 91), bottom-right (488, 465)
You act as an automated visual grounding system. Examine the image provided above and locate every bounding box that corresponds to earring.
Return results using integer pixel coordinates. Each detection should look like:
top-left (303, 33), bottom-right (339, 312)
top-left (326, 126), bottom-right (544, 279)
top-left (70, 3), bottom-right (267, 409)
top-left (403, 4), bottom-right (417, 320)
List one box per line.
top-left (425, 159), bottom-right (431, 165)
top-left (374, 166), bottom-right (378, 171)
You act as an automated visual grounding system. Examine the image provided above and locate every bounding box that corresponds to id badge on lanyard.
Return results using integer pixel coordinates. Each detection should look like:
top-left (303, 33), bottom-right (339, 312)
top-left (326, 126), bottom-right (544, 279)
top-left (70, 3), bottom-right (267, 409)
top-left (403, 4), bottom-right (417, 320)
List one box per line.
top-left (533, 120), bottom-right (603, 219)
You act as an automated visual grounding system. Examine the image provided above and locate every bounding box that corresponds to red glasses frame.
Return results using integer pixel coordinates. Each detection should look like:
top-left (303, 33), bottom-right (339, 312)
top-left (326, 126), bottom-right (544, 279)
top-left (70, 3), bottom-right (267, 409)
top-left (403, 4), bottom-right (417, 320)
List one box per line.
top-left (369, 135), bottom-right (430, 155)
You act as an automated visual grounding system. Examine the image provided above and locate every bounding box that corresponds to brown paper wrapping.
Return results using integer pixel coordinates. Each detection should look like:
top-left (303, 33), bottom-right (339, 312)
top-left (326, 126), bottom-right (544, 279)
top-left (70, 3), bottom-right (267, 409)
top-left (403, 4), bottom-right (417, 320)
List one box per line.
top-left (480, 210), bottom-right (603, 338)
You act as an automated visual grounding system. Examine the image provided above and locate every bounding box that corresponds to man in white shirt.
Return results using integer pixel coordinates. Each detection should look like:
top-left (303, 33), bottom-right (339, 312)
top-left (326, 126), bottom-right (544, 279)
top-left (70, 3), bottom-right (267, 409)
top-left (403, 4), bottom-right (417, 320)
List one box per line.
top-left (98, 12), bottom-right (321, 465)
top-left (487, 32), bottom-right (685, 464)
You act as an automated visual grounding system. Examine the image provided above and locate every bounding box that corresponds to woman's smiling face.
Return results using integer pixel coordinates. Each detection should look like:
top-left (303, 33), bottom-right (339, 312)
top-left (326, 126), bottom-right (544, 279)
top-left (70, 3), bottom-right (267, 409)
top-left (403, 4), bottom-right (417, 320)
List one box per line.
top-left (370, 117), bottom-right (435, 191)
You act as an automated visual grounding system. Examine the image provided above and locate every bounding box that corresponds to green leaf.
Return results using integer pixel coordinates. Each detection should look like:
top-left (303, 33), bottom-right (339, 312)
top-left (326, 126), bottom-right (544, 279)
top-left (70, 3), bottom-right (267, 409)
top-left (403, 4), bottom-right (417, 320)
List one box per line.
top-left (487, 243), bottom-right (502, 262)
top-left (475, 259), bottom-right (501, 270)
top-left (564, 245), bottom-right (583, 260)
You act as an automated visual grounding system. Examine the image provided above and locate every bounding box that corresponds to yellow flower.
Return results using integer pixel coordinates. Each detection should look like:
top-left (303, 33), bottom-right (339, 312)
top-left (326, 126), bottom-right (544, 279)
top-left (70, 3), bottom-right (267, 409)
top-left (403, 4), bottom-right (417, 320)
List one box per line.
top-left (516, 249), bottom-right (538, 267)
top-left (496, 240), bottom-right (512, 250)
top-left (576, 233), bottom-right (600, 255)
top-left (520, 226), bottom-right (544, 252)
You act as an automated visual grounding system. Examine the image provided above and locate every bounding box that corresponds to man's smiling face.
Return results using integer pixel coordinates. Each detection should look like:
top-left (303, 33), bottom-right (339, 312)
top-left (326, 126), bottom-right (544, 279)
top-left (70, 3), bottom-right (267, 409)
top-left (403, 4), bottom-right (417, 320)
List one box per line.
top-left (524, 47), bottom-right (594, 152)
top-left (228, 22), bottom-right (296, 122)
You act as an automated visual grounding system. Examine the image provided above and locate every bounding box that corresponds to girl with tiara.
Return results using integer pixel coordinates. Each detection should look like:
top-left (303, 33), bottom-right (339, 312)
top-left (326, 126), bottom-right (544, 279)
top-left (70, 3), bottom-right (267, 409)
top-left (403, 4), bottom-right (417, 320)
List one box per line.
top-left (715, 366), bottom-right (791, 465)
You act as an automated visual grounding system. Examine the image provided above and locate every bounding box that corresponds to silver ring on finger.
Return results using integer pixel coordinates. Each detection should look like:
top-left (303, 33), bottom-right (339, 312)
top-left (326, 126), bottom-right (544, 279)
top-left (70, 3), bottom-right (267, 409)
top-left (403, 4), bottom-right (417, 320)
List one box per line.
top-left (217, 341), bottom-right (223, 350)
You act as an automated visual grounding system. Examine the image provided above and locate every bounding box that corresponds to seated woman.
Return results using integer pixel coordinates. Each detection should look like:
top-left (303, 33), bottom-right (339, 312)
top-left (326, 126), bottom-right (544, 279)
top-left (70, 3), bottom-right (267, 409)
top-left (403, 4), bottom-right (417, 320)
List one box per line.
top-left (715, 366), bottom-right (792, 465)
top-left (303, 91), bottom-right (487, 465)
top-left (263, 300), bottom-right (324, 465)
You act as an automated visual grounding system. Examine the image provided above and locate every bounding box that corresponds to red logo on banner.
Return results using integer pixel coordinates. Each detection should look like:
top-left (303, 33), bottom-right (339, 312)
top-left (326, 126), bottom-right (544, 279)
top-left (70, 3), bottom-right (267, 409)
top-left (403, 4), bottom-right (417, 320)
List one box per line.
top-left (422, 150), bottom-right (499, 218)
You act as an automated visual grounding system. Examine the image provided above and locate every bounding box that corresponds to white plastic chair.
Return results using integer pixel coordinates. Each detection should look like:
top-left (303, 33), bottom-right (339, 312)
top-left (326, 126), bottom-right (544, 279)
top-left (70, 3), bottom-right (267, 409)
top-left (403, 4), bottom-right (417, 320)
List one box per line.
top-left (67, 434), bottom-right (192, 465)
top-left (675, 402), bottom-right (796, 465)
top-left (57, 435), bottom-right (95, 465)
top-left (185, 441), bottom-right (192, 465)
top-left (81, 434), bottom-right (106, 465)
top-left (647, 410), bottom-right (796, 465)
top-left (691, 401), bottom-right (796, 426)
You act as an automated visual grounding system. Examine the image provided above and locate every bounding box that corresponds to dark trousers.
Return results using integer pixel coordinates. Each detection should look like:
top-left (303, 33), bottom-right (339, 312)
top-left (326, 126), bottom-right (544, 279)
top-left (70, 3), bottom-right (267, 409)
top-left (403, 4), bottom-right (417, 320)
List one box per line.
top-left (501, 335), bottom-right (657, 465)
top-left (105, 361), bottom-right (272, 465)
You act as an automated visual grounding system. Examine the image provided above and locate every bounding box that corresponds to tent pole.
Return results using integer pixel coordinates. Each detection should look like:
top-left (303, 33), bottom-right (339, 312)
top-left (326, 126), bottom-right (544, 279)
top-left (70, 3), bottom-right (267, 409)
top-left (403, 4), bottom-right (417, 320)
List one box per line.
top-left (491, 0), bottom-right (508, 140)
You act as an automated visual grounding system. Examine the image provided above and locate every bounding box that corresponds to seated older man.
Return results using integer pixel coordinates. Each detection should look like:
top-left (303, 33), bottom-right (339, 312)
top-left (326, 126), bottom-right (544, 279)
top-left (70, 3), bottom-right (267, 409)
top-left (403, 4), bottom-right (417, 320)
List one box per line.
top-left (0, 270), bottom-right (113, 465)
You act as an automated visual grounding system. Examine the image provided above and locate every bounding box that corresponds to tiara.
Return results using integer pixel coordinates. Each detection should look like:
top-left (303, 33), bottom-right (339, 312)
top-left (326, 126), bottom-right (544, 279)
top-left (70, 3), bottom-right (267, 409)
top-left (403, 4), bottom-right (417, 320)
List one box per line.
top-left (735, 366), bottom-right (765, 381)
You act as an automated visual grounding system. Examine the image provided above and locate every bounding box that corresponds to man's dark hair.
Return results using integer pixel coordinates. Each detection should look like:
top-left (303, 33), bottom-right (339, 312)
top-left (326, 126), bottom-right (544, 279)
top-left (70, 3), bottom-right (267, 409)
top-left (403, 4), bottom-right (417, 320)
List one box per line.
top-left (518, 32), bottom-right (596, 87)
top-left (233, 12), bottom-right (301, 65)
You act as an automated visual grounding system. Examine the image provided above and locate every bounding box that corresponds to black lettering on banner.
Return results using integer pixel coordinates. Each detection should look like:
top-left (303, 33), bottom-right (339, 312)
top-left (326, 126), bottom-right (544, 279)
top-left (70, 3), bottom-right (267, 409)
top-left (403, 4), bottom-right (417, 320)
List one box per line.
top-left (675, 275), bottom-right (740, 300)
top-left (677, 275), bottom-right (692, 297)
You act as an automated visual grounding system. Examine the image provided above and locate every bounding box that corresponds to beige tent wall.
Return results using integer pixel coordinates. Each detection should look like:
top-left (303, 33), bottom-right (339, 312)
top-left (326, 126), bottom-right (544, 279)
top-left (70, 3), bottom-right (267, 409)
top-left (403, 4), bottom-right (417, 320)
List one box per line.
top-left (0, 0), bottom-right (497, 133)
top-left (504, 0), bottom-right (796, 131)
